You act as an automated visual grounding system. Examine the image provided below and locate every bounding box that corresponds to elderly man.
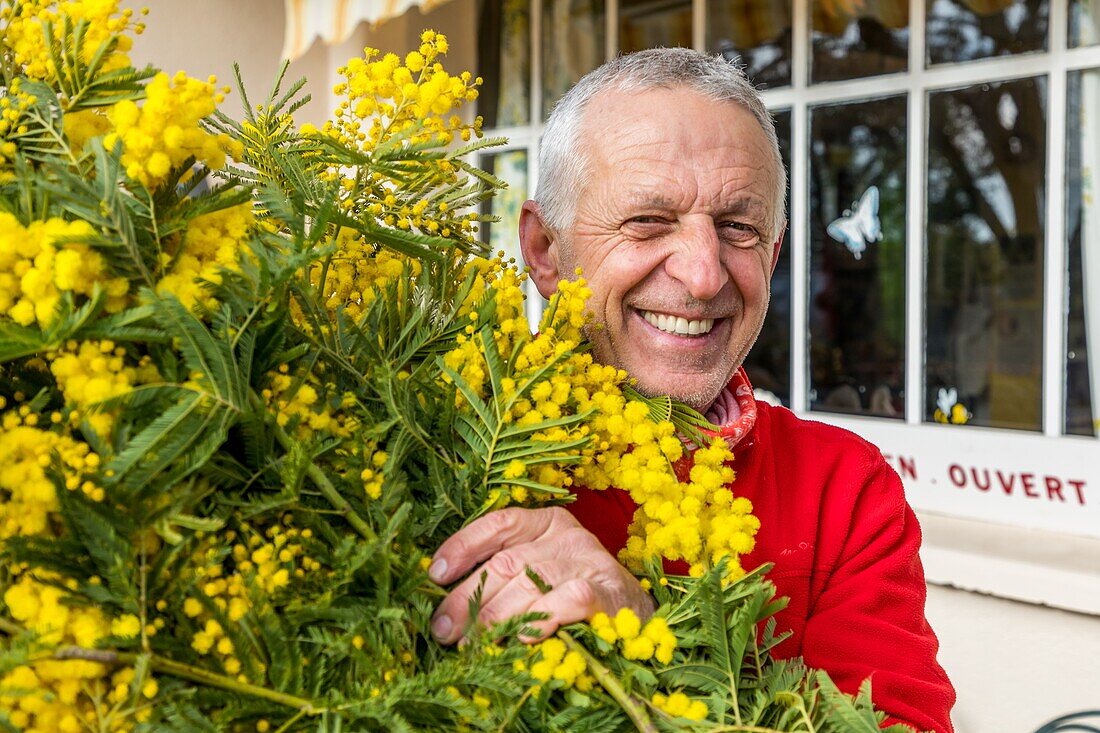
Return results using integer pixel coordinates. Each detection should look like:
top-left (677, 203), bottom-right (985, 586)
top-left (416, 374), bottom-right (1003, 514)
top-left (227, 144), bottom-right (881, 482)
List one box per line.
top-left (429, 49), bottom-right (955, 731)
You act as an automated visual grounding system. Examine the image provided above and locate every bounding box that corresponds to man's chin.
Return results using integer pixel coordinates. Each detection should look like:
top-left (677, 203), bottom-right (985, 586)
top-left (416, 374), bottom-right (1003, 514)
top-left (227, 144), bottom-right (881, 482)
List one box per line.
top-left (628, 374), bottom-right (728, 414)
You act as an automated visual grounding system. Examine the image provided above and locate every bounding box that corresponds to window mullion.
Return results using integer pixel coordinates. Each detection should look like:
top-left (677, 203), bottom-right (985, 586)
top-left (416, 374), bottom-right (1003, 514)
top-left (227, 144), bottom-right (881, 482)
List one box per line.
top-left (789, 0), bottom-right (810, 413)
top-left (606, 0), bottom-right (618, 61)
top-left (1044, 0), bottom-right (1070, 436)
top-left (526, 0), bottom-right (544, 323)
top-left (905, 0), bottom-right (928, 426)
top-left (692, 0), bottom-right (706, 52)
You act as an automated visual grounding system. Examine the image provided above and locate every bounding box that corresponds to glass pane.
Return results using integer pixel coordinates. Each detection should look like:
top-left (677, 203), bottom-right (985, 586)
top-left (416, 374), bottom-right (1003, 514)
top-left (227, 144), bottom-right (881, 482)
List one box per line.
top-left (926, 0), bottom-right (1049, 65)
top-left (706, 0), bottom-right (792, 89)
top-left (1070, 0), bottom-right (1100, 47)
top-left (542, 0), bottom-right (606, 119)
top-left (1066, 69), bottom-right (1100, 436)
top-left (480, 151), bottom-right (528, 266)
top-left (478, 0), bottom-right (530, 128)
top-left (926, 77), bottom-right (1047, 431)
top-left (619, 0), bottom-right (692, 53)
top-left (811, 0), bottom-right (908, 83)
top-left (744, 109), bottom-right (791, 405)
top-left (808, 96), bottom-right (907, 418)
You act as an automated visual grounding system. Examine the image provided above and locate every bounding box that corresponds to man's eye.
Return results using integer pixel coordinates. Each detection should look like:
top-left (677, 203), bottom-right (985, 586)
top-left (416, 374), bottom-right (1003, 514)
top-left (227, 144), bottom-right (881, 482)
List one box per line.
top-left (719, 221), bottom-right (761, 247)
top-left (622, 216), bottom-right (672, 236)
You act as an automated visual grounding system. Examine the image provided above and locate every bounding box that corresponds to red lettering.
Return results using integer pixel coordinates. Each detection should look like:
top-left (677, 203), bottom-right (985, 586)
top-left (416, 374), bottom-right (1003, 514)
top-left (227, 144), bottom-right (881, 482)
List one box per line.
top-left (1045, 476), bottom-right (1065, 502)
top-left (945, 466), bottom-right (1087, 506)
top-left (1021, 473), bottom-right (1038, 498)
top-left (897, 456), bottom-right (918, 481)
top-left (1069, 479), bottom-right (1087, 506)
top-left (971, 468), bottom-right (991, 492)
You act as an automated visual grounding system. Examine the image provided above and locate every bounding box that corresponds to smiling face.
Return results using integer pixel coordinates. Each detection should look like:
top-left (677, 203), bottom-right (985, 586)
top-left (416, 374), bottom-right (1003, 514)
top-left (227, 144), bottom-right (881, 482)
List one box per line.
top-left (522, 86), bottom-right (783, 411)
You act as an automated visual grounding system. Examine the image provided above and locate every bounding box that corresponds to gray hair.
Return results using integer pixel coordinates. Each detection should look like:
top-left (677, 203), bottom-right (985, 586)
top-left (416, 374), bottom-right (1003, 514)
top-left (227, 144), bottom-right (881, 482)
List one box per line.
top-left (534, 48), bottom-right (787, 242)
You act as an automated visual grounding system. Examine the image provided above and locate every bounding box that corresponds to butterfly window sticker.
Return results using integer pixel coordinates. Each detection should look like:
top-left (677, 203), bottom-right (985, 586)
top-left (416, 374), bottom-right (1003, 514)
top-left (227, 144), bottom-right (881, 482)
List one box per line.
top-left (933, 387), bottom-right (971, 425)
top-left (827, 185), bottom-right (882, 260)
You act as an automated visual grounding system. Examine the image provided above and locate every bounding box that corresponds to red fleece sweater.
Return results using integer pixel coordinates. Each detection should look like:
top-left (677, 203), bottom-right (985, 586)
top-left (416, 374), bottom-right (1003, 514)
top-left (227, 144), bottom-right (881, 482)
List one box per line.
top-left (566, 395), bottom-right (956, 733)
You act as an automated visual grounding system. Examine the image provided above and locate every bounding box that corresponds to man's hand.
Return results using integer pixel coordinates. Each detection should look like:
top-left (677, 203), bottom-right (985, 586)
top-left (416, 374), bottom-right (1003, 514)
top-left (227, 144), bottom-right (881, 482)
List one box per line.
top-left (429, 506), bottom-right (655, 644)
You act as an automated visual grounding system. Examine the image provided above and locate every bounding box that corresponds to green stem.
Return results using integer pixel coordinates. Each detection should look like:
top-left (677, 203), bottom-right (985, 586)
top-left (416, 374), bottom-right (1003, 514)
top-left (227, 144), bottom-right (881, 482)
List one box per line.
top-left (558, 630), bottom-right (657, 733)
top-left (274, 708), bottom-right (309, 732)
top-left (496, 686), bottom-right (537, 733)
top-left (261, 393), bottom-right (376, 543)
top-left (3, 620), bottom-right (321, 716)
top-left (53, 647), bottom-right (321, 713)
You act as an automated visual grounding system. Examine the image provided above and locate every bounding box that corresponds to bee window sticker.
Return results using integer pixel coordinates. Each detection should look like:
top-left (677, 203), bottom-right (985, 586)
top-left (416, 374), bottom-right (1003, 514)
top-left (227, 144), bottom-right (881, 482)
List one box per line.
top-left (827, 185), bottom-right (883, 260)
top-left (934, 387), bottom-right (972, 425)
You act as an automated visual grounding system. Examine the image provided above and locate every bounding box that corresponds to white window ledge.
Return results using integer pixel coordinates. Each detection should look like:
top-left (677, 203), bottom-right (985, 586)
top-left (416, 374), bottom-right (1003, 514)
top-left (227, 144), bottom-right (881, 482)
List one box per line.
top-left (918, 510), bottom-right (1100, 616)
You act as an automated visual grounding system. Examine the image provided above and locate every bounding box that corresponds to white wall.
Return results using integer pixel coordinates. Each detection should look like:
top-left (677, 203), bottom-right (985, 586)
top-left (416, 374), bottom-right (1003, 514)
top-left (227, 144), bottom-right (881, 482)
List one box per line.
top-left (131, 0), bottom-right (476, 128)
top-left (131, 1), bottom-right (330, 125)
top-left (926, 584), bottom-right (1100, 733)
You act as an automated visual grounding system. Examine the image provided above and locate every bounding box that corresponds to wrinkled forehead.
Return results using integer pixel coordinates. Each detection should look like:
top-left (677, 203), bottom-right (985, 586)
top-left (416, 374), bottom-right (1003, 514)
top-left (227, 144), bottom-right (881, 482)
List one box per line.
top-left (575, 87), bottom-right (780, 212)
top-left (577, 87), bottom-right (774, 176)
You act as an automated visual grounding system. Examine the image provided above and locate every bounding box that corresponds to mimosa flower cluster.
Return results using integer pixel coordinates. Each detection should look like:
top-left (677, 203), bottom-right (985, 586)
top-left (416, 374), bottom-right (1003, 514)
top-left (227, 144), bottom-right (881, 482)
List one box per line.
top-left (0, 214), bottom-right (129, 327)
top-left (320, 32), bottom-right (484, 247)
top-left (0, 407), bottom-right (102, 537)
top-left (304, 228), bottom-right (421, 321)
top-left (106, 71), bottom-right (242, 188)
top-left (329, 30), bottom-right (480, 149)
top-left (0, 0), bottom-right (145, 83)
top-left (526, 637), bottom-right (592, 690)
top-left (589, 608), bottom-right (677, 664)
top-left (155, 204), bottom-right (254, 311)
top-left (2, 575), bottom-right (152, 732)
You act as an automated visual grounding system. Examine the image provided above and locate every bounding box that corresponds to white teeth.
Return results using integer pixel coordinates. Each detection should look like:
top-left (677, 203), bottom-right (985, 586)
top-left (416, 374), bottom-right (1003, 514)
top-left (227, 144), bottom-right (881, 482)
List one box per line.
top-left (641, 310), bottom-right (714, 336)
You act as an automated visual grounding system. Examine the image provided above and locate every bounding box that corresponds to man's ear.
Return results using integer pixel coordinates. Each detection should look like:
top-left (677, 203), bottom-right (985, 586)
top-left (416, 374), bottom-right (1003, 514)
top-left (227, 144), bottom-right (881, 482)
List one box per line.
top-left (519, 200), bottom-right (563, 299)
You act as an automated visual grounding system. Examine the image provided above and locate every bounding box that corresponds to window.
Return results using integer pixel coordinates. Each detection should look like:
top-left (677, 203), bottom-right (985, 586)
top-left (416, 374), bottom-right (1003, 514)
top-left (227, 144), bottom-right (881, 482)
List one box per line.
top-left (809, 95), bottom-right (907, 418)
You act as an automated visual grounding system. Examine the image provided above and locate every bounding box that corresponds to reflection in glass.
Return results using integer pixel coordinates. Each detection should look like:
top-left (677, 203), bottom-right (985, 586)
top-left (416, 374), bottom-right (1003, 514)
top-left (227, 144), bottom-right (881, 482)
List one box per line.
top-left (812, 0), bottom-right (908, 83)
top-left (926, 77), bottom-right (1047, 431)
top-left (478, 0), bottom-right (530, 128)
top-left (926, 0), bottom-right (1048, 65)
top-left (479, 151), bottom-right (528, 266)
top-left (1070, 0), bottom-right (1100, 47)
top-left (706, 0), bottom-right (792, 89)
top-left (808, 96), bottom-right (907, 418)
top-left (744, 110), bottom-right (791, 405)
top-left (1066, 69), bottom-right (1100, 436)
top-left (619, 0), bottom-right (692, 53)
top-left (542, 0), bottom-right (606, 119)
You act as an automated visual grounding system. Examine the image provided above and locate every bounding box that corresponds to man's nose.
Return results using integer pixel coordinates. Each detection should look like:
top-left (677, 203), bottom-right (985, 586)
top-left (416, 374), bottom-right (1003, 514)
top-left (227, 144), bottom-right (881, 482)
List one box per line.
top-left (664, 220), bottom-right (728, 301)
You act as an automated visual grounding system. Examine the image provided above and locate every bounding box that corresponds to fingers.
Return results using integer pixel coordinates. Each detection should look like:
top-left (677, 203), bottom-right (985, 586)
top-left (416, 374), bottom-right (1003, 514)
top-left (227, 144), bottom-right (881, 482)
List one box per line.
top-left (431, 546), bottom-right (568, 645)
top-left (433, 571), bottom-right (605, 645)
top-left (430, 507), bottom-right (572, 586)
top-left (476, 560), bottom-right (576, 626)
top-left (521, 579), bottom-right (605, 640)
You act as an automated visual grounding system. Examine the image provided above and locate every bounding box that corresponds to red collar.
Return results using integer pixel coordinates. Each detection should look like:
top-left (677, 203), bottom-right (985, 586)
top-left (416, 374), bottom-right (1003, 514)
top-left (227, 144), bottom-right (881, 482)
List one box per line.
top-left (701, 367), bottom-right (757, 449)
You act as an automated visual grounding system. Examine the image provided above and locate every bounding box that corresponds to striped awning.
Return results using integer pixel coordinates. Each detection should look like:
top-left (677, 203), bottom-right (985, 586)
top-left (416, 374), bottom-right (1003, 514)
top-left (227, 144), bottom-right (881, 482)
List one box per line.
top-left (282, 0), bottom-right (452, 61)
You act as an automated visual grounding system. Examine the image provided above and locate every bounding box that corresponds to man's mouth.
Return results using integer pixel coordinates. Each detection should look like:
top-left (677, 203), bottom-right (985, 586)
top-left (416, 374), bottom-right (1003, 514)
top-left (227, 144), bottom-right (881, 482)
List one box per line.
top-left (639, 309), bottom-right (715, 337)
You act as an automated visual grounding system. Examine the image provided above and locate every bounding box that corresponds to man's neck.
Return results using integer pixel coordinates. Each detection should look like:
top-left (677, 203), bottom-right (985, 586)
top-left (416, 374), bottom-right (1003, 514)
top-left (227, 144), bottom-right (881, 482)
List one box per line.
top-left (704, 384), bottom-right (742, 428)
